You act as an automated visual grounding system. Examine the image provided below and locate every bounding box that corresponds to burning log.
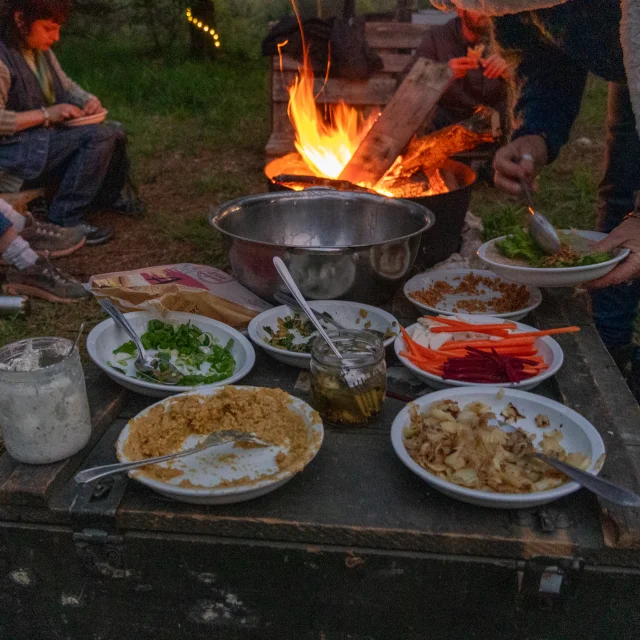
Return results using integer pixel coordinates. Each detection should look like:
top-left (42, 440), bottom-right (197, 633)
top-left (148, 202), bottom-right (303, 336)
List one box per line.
top-left (338, 59), bottom-right (454, 187)
top-left (271, 174), bottom-right (378, 194)
top-left (376, 107), bottom-right (500, 193)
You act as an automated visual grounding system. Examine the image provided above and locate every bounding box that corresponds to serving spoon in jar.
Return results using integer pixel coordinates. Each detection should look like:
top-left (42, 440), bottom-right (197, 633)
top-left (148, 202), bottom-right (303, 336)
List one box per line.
top-left (74, 430), bottom-right (269, 484)
top-left (98, 298), bottom-right (182, 385)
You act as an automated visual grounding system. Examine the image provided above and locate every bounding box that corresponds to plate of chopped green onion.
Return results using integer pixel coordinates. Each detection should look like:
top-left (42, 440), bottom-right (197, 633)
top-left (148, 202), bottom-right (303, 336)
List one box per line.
top-left (87, 311), bottom-right (255, 397)
top-left (248, 301), bottom-right (399, 369)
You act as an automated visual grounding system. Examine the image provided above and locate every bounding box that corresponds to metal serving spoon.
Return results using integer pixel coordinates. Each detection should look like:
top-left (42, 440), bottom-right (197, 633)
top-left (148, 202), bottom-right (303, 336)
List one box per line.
top-left (274, 292), bottom-right (387, 341)
top-left (497, 420), bottom-right (640, 507)
top-left (272, 257), bottom-right (343, 358)
top-left (98, 298), bottom-right (182, 385)
top-left (74, 430), bottom-right (268, 484)
top-left (519, 176), bottom-right (561, 255)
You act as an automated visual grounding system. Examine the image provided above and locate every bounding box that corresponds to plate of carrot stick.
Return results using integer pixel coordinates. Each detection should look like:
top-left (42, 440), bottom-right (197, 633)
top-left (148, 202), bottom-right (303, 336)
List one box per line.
top-left (394, 314), bottom-right (575, 390)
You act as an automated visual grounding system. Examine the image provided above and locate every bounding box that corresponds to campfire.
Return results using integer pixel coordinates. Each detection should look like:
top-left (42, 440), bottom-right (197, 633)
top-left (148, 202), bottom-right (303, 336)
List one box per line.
top-left (266, 35), bottom-right (500, 199)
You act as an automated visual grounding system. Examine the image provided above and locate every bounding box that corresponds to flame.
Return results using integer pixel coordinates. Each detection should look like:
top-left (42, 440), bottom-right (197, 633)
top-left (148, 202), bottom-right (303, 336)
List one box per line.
top-left (286, 49), bottom-right (377, 180)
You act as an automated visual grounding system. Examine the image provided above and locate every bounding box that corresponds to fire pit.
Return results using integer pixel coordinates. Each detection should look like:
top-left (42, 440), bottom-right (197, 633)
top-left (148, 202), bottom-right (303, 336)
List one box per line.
top-left (265, 154), bottom-right (476, 269)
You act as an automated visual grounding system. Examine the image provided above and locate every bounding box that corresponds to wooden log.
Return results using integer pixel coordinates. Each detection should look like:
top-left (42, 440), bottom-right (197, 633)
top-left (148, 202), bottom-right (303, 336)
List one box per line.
top-left (338, 59), bottom-right (454, 186)
top-left (376, 106), bottom-right (500, 192)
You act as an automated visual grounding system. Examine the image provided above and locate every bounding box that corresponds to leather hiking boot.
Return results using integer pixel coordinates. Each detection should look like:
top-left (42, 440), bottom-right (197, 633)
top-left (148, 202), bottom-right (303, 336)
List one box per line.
top-left (21, 215), bottom-right (86, 258)
top-left (2, 258), bottom-right (91, 303)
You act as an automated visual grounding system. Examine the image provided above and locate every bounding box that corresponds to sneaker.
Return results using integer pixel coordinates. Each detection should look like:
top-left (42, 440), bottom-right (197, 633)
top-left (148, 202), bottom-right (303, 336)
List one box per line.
top-left (2, 258), bottom-right (91, 303)
top-left (21, 215), bottom-right (86, 258)
top-left (27, 196), bottom-right (49, 219)
top-left (76, 223), bottom-right (115, 246)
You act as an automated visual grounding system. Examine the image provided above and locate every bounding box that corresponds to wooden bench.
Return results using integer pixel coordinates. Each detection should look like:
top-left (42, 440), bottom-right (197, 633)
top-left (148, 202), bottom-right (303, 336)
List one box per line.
top-left (266, 21), bottom-right (434, 162)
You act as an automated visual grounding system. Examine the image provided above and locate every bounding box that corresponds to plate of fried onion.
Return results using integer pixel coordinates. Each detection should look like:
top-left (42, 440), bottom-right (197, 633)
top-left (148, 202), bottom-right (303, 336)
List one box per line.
top-left (391, 387), bottom-right (605, 509)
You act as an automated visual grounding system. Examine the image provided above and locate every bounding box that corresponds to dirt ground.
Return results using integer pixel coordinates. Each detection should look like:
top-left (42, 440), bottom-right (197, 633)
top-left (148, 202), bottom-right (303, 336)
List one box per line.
top-left (54, 145), bottom-right (268, 281)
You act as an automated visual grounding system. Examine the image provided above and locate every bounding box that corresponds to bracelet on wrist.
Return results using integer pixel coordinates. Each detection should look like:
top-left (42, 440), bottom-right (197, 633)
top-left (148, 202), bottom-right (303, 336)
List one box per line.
top-left (40, 107), bottom-right (50, 128)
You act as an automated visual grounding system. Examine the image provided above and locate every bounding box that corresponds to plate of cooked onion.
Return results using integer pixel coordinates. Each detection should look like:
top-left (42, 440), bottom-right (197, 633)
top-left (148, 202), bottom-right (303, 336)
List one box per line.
top-left (391, 387), bottom-right (605, 509)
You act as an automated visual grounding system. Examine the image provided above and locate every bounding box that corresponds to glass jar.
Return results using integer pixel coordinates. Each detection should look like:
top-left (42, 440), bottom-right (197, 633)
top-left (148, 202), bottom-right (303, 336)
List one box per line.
top-left (0, 337), bottom-right (92, 464)
top-left (310, 331), bottom-right (386, 427)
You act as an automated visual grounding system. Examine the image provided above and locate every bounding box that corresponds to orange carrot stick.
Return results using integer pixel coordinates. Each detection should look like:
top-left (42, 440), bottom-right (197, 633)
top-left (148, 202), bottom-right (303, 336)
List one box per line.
top-left (503, 326), bottom-right (580, 338)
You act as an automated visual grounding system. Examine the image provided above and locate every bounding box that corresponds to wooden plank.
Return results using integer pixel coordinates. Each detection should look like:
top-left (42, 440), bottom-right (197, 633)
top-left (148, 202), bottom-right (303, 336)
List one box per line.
top-left (339, 59), bottom-right (453, 185)
top-left (272, 72), bottom-right (397, 105)
top-left (0, 373), bottom-right (127, 506)
top-left (364, 21), bottom-right (430, 49)
top-left (272, 52), bottom-right (412, 75)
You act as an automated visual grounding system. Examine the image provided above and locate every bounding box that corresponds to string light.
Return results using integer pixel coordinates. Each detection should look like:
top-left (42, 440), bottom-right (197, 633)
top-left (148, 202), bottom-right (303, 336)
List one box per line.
top-left (185, 8), bottom-right (221, 48)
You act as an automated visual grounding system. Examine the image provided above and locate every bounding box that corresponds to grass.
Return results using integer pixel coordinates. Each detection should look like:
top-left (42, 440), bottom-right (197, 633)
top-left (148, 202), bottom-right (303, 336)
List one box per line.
top-left (0, 38), bottom-right (613, 353)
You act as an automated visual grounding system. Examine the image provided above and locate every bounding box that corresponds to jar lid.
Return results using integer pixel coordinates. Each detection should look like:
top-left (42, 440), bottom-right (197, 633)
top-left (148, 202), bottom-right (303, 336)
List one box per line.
top-left (311, 330), bottom-right (384, 369)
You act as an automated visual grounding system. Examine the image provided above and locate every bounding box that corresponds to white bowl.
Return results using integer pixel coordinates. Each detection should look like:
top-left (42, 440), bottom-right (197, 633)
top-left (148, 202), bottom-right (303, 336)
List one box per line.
top-left (86, 311), bottom-right (255, 398)
top-left (404, 269), bottom-right (542, 321)
top-left (394, 315), bottom-right (563, 391)
top-left (391, 387), bottom-right (605, 509)
top-left (248, 301), bottom-right (400, 370)
top-left (478, 230), bottom-right (630, 287)
top-left (116, 385), bottom-right (324, 504)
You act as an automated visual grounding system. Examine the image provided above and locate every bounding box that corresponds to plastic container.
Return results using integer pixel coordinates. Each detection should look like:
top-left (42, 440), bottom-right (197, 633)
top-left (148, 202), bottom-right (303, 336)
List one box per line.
top-left (0, 337), bottom-right (92, 464)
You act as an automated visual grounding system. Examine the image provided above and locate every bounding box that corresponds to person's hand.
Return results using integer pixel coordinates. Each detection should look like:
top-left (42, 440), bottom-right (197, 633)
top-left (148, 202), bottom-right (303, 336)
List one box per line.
top-left (448, 57), bottom-right (479, 79)
top-left (82, 97), bottom-right (103, 116)
top-left (493, 135), bottom-right (548, 196)
top-left (481, 53), bottom-right (509, 79)
top-left (583, 217), bottom-right (640, 288)
top-left (46, 103), bottom-right (83, 123)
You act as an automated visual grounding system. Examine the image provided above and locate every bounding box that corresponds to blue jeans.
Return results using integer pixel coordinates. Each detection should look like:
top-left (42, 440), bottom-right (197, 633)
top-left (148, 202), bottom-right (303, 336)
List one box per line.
top-left (0, 122), bottom-right (126, 227)
top-left (0, 211), bottom-right (12, 236)
top-left (590, 82), bottom-right (640, 353)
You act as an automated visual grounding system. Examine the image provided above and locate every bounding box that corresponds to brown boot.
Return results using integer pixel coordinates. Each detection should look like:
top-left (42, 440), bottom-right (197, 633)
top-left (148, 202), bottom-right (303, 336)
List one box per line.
top-left (2, 258), bottom-right (91, 303)
top-left (21, 214), bottom-right (86, 258)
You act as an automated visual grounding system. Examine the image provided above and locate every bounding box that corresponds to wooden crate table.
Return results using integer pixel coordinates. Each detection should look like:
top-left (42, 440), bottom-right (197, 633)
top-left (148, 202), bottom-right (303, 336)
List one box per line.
top-left (1, 290), bottom-right (640, 640)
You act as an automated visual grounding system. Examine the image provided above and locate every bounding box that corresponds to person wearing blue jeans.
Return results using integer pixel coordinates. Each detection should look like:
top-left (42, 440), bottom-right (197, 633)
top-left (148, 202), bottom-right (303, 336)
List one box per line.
top-left (430, 0), bottom-right (640, 394)
top-left (0, 0), bottom-right (138, 246)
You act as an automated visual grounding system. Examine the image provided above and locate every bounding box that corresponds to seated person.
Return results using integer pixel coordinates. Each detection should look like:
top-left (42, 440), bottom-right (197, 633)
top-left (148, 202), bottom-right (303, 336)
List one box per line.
top-left (0, 0), bottom-right (138, 246)
top-left (404, 8), bottom-right (509, 132)
top-left (0, 198), bottom-right (89, 303)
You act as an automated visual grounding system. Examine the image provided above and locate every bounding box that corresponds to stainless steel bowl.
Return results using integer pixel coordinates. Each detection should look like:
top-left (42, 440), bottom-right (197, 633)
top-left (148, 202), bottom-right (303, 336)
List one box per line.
top-left (209, 189), bottom-right (434, 304)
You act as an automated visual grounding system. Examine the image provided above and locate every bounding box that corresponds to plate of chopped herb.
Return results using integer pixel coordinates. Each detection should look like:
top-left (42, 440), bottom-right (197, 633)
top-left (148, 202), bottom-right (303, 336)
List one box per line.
top-left (87, 311), bottom-right (255, 397)
top-left (248, 301), bottom-right (399, 369)
top-left (478, 230), bottom-right (629, 287)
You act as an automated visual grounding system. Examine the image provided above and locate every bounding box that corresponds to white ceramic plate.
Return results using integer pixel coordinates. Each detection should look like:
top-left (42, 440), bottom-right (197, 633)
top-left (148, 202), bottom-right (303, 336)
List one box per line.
top-left (86, 311), bottom-right (255, 398)
top-left (248, 301), bottom-right (400, 370)
top-left (64, 109), bottom-right (108, 127)
top-left (116, 385), bottom-right (324, 504)
top-left (404, 269), bottom-right (542, 321)
top-left (391, 387), bottom-right (605, 509)
top-left (394, 315), bottom-right (563, 391)
top-left (478, 231), bottom-right (630, 287)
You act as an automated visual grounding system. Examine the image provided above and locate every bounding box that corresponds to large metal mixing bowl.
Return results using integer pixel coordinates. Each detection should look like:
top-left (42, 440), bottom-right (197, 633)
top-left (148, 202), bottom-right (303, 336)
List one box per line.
top-left (209, 189), bottom-right (434, 304)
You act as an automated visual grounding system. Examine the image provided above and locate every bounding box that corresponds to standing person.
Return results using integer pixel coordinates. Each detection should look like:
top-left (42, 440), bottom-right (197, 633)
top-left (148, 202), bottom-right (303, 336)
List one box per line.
top-left (0, 0), bottom-right (138, 246)
top-left (404, 8), bottom-right (510, 132)
top-left (432, 0), bottom-right (640, 385)
top-left (0, 199), bottom-right (89, 302)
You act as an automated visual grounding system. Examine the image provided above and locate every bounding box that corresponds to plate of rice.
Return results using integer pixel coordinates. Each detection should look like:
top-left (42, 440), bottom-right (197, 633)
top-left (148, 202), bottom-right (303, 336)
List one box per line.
top-left (116, 385), bottom-right (324, 504)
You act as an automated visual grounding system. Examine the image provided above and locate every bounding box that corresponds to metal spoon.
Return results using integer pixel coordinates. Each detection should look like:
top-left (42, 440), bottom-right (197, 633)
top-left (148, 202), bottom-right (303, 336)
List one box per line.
top-left (274, 291), bottom-right (387, 341)
top-left (519, 177), bottom-right (561, 255)
top-left (98, 298), bottom-right (182, 385)
top-left (74, 430), bottom-right (268, 484)
top-left (496, 420), bottom-right (640, 507)
top-left (272, 257), bottom-right (343, 358)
